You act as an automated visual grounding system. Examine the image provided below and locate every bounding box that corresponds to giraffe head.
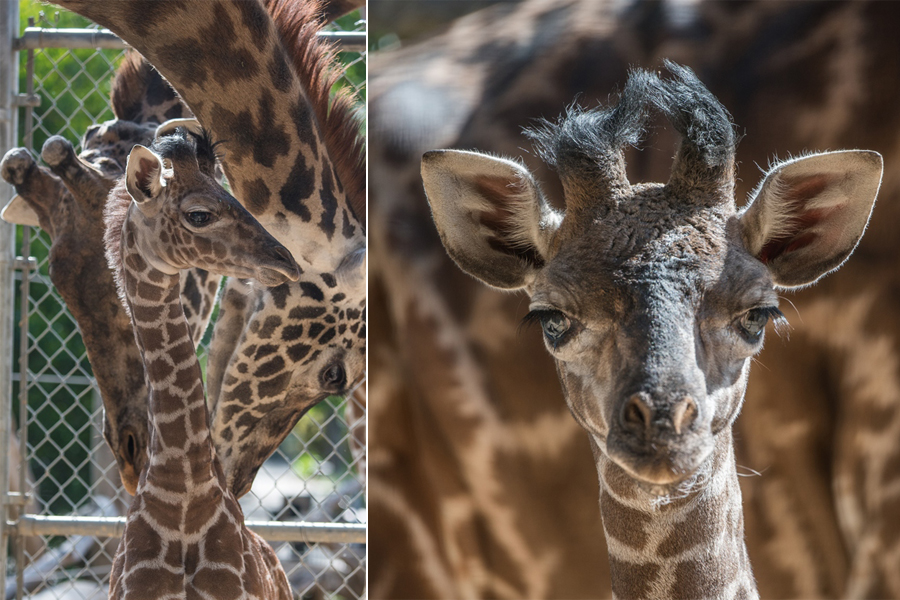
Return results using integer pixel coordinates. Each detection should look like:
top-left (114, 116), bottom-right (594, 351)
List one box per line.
top-left (110, 128), bottom-right (301, 289)
top-left (422, 63), bottom-right (882, 492)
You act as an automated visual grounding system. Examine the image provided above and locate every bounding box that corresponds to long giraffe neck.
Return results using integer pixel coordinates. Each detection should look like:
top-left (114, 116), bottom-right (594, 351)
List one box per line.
top-left (596, 432), bottom-right (757, 599)
top-left (57, 0), bottom-right (363, 272)
top-left (121, 218), bottom-right (218, 495)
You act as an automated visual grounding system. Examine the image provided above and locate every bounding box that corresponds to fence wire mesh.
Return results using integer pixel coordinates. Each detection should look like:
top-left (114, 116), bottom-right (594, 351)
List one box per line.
top-left (5, 5), bottom-right (366, 599)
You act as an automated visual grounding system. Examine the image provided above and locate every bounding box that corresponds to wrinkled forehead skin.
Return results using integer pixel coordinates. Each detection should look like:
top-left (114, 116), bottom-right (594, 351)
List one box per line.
top-left (532, 183), bottom-right (777, 450)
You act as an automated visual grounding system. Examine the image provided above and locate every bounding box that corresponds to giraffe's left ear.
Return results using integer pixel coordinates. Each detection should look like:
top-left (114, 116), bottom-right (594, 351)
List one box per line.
top-left (125, 145), bottom-right (167, 204)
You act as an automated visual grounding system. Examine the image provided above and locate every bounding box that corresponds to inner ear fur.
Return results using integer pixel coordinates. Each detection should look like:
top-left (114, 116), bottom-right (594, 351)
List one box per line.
top-left (125, 145), bottom-right (165, 204)
top-left (421, 149), bottom-right (560, 290)
top-left (740, 150), bottom-right (882, 288)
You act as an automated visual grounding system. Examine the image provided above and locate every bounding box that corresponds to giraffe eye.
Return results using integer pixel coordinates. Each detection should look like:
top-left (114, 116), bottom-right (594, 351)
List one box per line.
top-left (186, 211), bottom-right (213, 227)
top-left (523, 309), bottom-right (572, 350)
top-left (737, 307), bottom-right (784, 342)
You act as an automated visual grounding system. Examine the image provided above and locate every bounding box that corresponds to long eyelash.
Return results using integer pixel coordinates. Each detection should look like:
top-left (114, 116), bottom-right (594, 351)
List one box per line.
top-left (763, 306), bottom-right (790, 338)
top-left (518, 309), bottom-right (552, 335)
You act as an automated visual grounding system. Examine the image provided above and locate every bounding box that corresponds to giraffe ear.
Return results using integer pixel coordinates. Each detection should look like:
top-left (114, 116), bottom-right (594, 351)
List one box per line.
top-left (740, 150), bottom-right (882, 288)
top-left (421, 149), bottom-right (560, 290)
top-left (125, 145), bottom-right (166, 204)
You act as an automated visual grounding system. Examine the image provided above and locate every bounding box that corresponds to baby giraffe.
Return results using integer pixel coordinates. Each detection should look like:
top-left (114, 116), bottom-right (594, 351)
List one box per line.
top-left (104, 128), bottom-right (297, 599)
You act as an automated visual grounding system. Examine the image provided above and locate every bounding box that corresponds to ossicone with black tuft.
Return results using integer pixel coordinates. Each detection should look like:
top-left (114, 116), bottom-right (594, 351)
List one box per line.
top-left (525, 62), bottom-right (738, 213)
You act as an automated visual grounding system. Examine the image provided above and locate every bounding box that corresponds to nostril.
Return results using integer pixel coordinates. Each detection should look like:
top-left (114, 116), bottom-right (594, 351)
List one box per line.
top-left (273, 245), bottom-right (294, 265)
top-left (622, 394), bottom-right (652, 433)
top-left (671, 397), bottom-right (698, 435)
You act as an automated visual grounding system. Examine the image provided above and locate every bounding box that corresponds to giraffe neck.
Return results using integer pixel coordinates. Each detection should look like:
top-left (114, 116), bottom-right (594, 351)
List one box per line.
top-left (56, 0), bottom-right (363, 273)
top-left (595, 431), bottom-right (758, 600)
top-left (121, 225), bottom-right (217, 494)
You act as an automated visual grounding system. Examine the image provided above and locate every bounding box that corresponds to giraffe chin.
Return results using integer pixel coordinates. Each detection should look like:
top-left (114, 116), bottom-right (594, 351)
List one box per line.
top-left (606, 439), bottom-right (714, 493)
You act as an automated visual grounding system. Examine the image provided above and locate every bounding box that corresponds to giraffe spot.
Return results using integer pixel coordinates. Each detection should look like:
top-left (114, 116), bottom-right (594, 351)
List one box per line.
top-left (672, 557), bottom-right (738, 599)
top-left (125, 253), bottom-right (147, 272)
top-left (172, 364), bottom-right (201, 394)
top-left (220, 427), bottom-right (233, 442)
top-left (255, 356), bottom-right (285, 379)
top-left (302, 349), bottom-right (322, 366)
top-left (608, 558), bottom-right (659, 600)
top-left (242, 344), bottom-right (258, 358)
top-left (237, 362), bottom-right (248, 374)
top-left (141, 327), bottom-right (165, 353)
top-left (318, 167), bottom-right (338, 240)
top-left (300, 282), bottom-right (324, 301)
top-left (332, 293), bottom-right (346, 303)
top-left (357, 324), bottom-right (366, 339)
top-left (122, 2), bottom-right (184, 38)
top-left (282, 324), bottom-right (304, 341)
top-left (142, 492), bottom-right (183, 528)
top-left (252, 90), bottom-right (291, 167)
top-left (235, 0), bottom-right (270, 52)
top-left (212, 242), bottom-right (227, 259)
top-left (258, 316), bottom-right (283, 339)
top-left (254, 344), bottom-right (278, 360)
top-left (341, 208), bottom-right (356, 239)
top-left (249, 320), bottom-right (260, 334)
top-left (230, 382), bottom-right (253, 406)
top-left (258, 371), bottom-right (291, 398)
top-left (163, 540), bottom-right (182, 568)
top-left (279, 155), bottom-right (314, 221)
top-left (324, 315), bottom-right (336, 324)
top-left (657, 504), bottom-right (719, 558)
top-left (290, 100), bottom-right (318, 157)
top-left (350, 323), bottom-right (359, 334)
top-left (269, 283), bottom-right (291, 309)
top-left (184, 541), bottom-right (199, 575)
top-left (268, 52), bottom-right (292, 93)
top-left (318, 327), bottom-right (337, 345)
top-left (184, 485), bottom-right (225, 536)
top-left (287, 343), bottom-right (311, 362)
top-left (346, 308), bottom-right (361, 320)
top-left (125, 566), bottom-right (183, 598)
top-left (147, 357), bottom-right (175, 382)
top-left (163, 104), bottom-right (182, 120)
top-left (158, 415), bottom-right (189, 452)
top-left (308, 323), bottom-right (325, 339)
top-left (600, 490), bottom-right (650, 550)
top-left (289, 306), bottom-right (326, 320)
top-left (338, 324), bottom-right (347, 334)
top-left (223, 373), bottom-right (239, 387)
top-left (243, 178), bottom-right (271, 214)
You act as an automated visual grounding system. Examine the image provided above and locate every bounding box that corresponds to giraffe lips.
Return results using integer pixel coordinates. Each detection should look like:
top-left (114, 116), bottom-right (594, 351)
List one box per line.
top-left (255, 246), bottom-right (301, 286)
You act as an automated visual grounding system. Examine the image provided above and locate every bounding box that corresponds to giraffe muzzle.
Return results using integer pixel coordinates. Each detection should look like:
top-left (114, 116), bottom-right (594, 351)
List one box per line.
top-left (255, 244), bottom-right (301, 286)
top-left (606, 392), bottom-right (713, 486)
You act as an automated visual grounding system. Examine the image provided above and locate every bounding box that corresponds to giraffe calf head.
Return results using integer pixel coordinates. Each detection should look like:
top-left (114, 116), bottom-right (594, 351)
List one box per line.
top-left (117, 128), bottom-right (301, 287)
top-left (422, 63), bottom-right (882, 492)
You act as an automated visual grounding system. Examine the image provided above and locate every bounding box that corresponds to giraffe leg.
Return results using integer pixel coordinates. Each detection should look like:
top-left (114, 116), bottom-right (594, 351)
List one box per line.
top-left (1, 147), bottom-right (70, 237)
top-left (41, 135), bottom-right (113, 206)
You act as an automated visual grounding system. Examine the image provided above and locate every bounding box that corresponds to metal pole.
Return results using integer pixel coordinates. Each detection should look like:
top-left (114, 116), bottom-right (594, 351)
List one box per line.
top-left (0, 2), bottom-right (20, 596)
top-left (13, 27), bottom-right (366, 52)
top-left (11, 515), bottom-right (367, 544)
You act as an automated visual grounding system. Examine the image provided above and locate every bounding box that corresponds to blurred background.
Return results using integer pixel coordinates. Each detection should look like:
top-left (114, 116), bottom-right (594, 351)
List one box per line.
top-left (367, 1), bottom-right (900, 598)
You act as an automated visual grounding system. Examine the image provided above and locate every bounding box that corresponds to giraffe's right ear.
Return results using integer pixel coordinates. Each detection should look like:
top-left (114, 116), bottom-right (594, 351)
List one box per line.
top-left (125, 145), bottom-right (166, 204)
top-left (422, 149), bottom-right (561, 290)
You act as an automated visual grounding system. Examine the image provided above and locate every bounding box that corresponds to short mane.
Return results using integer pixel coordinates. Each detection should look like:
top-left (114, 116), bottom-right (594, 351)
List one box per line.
top-left (264, 0), bottom-right (366, 229)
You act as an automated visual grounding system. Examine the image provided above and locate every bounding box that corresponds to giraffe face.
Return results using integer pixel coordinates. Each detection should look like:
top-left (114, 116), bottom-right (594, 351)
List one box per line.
top-left (423, 65), bottom-right (882, 491)
top-left (124, 131), bottom-right (301, 287)
top-left (209, 276), bottom-right (366, 498)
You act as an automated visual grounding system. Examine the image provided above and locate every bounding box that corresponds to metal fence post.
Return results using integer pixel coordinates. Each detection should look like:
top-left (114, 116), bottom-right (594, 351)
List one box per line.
top-left (0, 1), bottom-right (20, 595)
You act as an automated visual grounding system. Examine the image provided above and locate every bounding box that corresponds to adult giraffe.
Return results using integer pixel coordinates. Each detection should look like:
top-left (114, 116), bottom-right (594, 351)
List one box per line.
top-left (368, 0), bottom-right (900, 597)
top-left (52, 0), bottom-right (367, 497)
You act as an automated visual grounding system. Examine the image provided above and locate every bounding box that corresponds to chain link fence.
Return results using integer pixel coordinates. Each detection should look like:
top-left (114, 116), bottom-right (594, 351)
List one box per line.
top-left (1, 4), bottom-right (366, 599)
